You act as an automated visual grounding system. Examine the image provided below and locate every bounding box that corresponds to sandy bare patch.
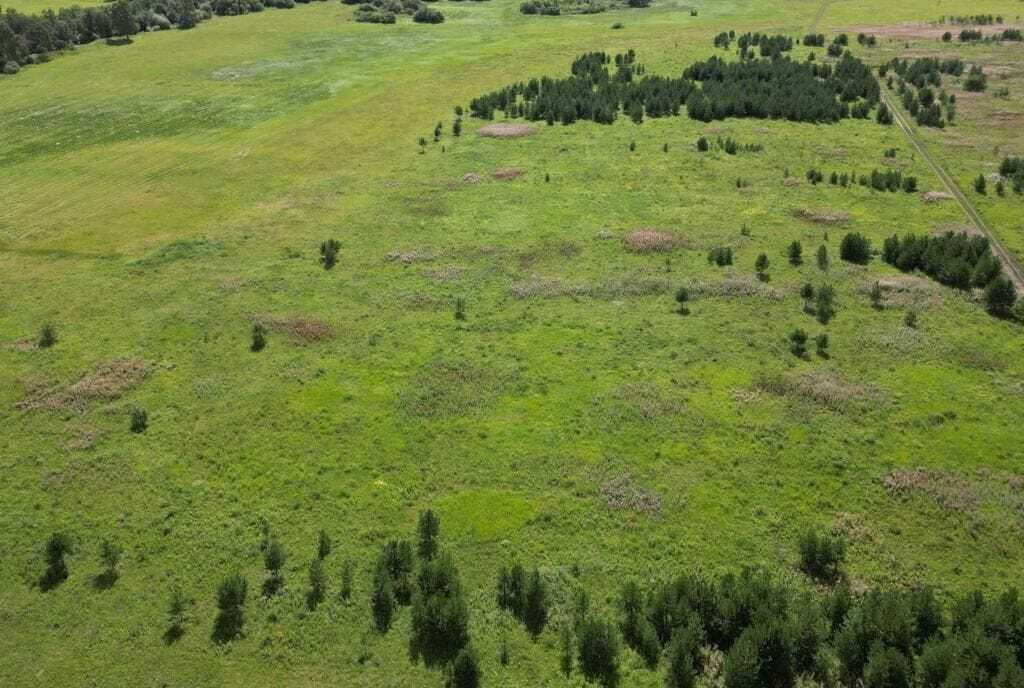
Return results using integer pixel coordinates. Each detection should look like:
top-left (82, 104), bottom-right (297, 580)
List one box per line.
top-left (792, 207), bottom-right (851, 225)
top-left (754, 370), bottom-right (874, 410)
top-left (18, 358), bottom-right (151, 412)
top-left (922, 191), bottom-right (954, 203)
top-left (623, 229), bottom-right (687, 253)
top-left (492, 167), bottom-right (524, 181)
top-left (477, 123), bottom-right (537, 138)
top-left (254, 314), bottom-right (335, 344)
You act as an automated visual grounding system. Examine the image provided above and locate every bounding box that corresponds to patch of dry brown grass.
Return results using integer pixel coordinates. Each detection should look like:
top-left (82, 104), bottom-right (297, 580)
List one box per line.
top-left (477, 123), bottom-right (537, 138)
top-left (492, 167), bottom-right (524, 180)
top-left (600, 473), bottom-right (662, 517)
top-left (922, 191), bottom-right (954, 203)
top-left (792, 207), bottom-right (851, 225)
top-left (754, 370), bottom-right (874, 410)
top-left (254, 314), bottom-right (335, 344)
top-left (622, 229), bottom-right (687, 253)
top-left (681, 276), bottom-right (784, 301)
top-left (17, 358), bottom-right (150, 412)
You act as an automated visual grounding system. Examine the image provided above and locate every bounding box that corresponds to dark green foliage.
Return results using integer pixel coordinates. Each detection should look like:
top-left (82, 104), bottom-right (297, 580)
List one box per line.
top-left (964, 65), bottom-right (987, 91)
top-left (523, 568), bottom-right (549, 637)
top-left (129, 406), bottom-right (148, 433)
top-left (815, 333), bottom-right (829, 357)
top-left (339, 558), bottom-right (354, 602)
top-left (975, 174), bottom-right (987, 194)
top-left (666, 626), bottom-right (700, 688)
top-left (578, 616), bottom-right (621, 687)
top-left (798, 529), bottom-right (845, 582)
top-left (675, 286), bottom-right (690, 315)
top-left (417, 509), bottom-right (440, 561)
top-left (835, 589), bottom-right (915, 684)
top-left (707, 246), bottom-right (733, 266)
top-left (863, 645), bottom-right (913, 688)
top-left (371, 563), bottom-right (394, 633)
top-left (452, 118), bottom-right (462, 136)
top-left (317, 529), bottom-right (332, 560)
top-left (882, 231), bottom-right (1005, 297)
top-left (725, 621), bottom-right (795, 688)
top-left (754, 253), bottom-right (769, 278)
top-left (984, 278), bottom-right (1017, 317)
top-left (619, 581), bottom-right (659, 666)
top-left (212, 573), bottom-right (247, 643)
top-left (378, 539), bottom-right (414, 605)
top-left (870, 281), bottom-right (883, 309)
top-left (251, 323), bottom-right (267, 352)
top-left (999, 157), bottom-right (1024, 193)
top-left (788, 241), bottom-right (802, 266)
top-left (39, 532), bottom-right (72, 591)
top-left (499, 636), bottom-right (510, 665)
top-left (815, 285), bottom-right (836, 324)
top-left (800, 283), bottom-right (815, 300)
top-left (38, 323), bottom-right (57, 348)
top-left (839, 232), bottom-right (871, 264)
top-left (696, 136), bottom-right (709, 151)
top-left (412, 7), bottom-right (443, 23)
top-left (497, 562), bottom-right (526, 617)
top-left (454, 297), bottom-right (466, 321)
top-left (307, 558), bottom-right (326, 609)
top-left (262, 537), bottom-right (286, 596)
top-left (817, 245), bottom-right (829, 271)
top-left (409, 552), bottom-right (470, 667)
top-left (560, 625), bottom-right (574, 677)
top-left (468, 50), bottom-right (881, 127)
top-left (789, 328), bottom-right (808, 357)
top-left (451, 646), bottom-right (480, 688)
top-left (904, 310), bottom-right (918, 328)
top-left (320, 238), bottom-right (340, 270)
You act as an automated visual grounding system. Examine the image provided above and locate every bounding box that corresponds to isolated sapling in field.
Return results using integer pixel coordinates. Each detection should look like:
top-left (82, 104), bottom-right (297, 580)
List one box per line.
top-left (40, 532), bottom-right (72, 591)
top-left (789, 328), bottom-right (808, 357)
top-left (320, 239), bottom-right (341, 270)
top-left (251, 323), bottom-right (267, 352)
top-left (38, 323), bottom-right (57, 348)
top-left (129, 407), bottom-right (148, 434)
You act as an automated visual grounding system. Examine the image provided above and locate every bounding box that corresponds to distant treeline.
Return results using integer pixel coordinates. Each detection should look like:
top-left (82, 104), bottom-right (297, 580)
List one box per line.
top-left (0, 0), bottom-right (331, 74)
top-left (467, 49), bottom-right (882, 126)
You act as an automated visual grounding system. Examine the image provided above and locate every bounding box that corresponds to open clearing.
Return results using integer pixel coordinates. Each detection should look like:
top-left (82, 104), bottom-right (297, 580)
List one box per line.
top-left (2, 0), bottom-right (1023, 686)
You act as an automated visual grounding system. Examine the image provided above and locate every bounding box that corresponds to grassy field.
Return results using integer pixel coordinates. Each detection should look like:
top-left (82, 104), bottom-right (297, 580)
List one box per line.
top-left (2, 1), bottom-right (1024, 686)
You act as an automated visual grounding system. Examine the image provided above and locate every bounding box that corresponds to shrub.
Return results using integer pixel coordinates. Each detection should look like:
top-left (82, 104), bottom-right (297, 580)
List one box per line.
top-left (904, 310), bottom-right (918, 328)
top-left (817, 245), bottom-right (829, 271)
top-left (755, 253), bottom-right (770, 279)
top-left (96, 540), bottom-right (122, 588)
top-left (788, 241), bottom-right (803, 265)
top-left (320, 239), bottom-right (340, 269)
top-left (339, 558), bottom-right (354, 601)
top-left (409, 552), bottom-right (470, 667)
top-left (675, 286), bottom-right (690, 314)
top-left (789, 329), bottom-right (808, 357)
top-left (262, 537), bottom-right (286, 596)
top-left (863, 645), bottom-right (913, 688)
top-left (725, 621), bottom-right (795, 688)
top-left (212, 574), bottom-right (248, 642)
top-left (307, 558), bottom-right (326, 609)
top-left (40, 532), bottom-right (72, 590)
top-left (38, 323), bottom-right (57, 348)
top-left (378, 539), bottom-right (414, 604)
top-left (251, 323), bottom-right (267, 352)
top-left (129, 407), bottom-right (148, 434)
top-left (974, 174), bottom-right (987, 194)
top-left (666, 627), bottom-right (699, 688)
top-left (801, 283), bottom-right (815, 300)
top-left (839, 232), bottom-right (871, 264)
top-left (417, 509), bottom-right (440, 561)
top-left (798, 529), bottom-right (845, 581)
top-left (412, 7), bottom-right (443, 23)
top-left (984, 277), bottom-right (1016, 316)
top-left (371, 563), bottom-right (394, 633)
top-left (451, 646), bottom-right (481, 688)
top-left (577, 616), bottom-right (621, 688)
top-left (317, 529), bottom-right (332, 560)
top-left (815, 285), bottom-right (836, 324)
top-left (696, 136), bottom-right (709, 152)
top-left (963, 65), bottom-right (987, 92)
top-left (815, 333), bottom-right (829, 357)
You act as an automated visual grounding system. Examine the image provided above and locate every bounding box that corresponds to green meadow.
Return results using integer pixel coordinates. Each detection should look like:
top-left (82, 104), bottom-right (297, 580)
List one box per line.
top-left (1, 1), bottom-right (1023, 686)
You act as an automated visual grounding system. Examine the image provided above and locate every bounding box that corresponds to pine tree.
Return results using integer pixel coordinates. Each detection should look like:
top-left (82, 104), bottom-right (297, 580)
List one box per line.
top-left (523, 568), bottom-right (549, 637)
top-left (417, 509), bottom-right (440, 561)
top-left (788, 241), bottom-right (803, 265)
top-left (371, 563), bottom-right (394, 633)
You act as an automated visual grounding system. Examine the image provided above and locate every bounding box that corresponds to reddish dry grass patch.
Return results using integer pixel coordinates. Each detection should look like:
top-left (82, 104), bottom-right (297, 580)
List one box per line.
top-left (255, 314), bottom-right (335, 344)
top-left (477, 123), bottom-right (537, 138)
top-left (17, 358), bottom-right (150, 412)
top-left (922, 191), bottom-right (954, 203)
top-left (754, 370), bottom-right (874, 410)
top-left (622, 229), bottom-right (686, 253)
top-left (461, 173), bottom-right (483, 184)
top-left (884, 468), bottom-right (980, 513)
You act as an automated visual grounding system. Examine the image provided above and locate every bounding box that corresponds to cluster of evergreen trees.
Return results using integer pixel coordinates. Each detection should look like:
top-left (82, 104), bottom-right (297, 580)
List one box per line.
top-left (519, 0), bottom-right (622, 15)
top-left (881, 57), bottom-right (962, 127)
top-left (882, 231), bottom-right (1017, 314)
top-left (999, 157), bottom-right (1024, 195)
top-left (0, 0), bottom-right (333, 74)
top-left (940, 14), bottom-right (1004, 25)
top-left (803, 168), bottom-right (917, 192)
top-left (468, 49), bottom-right (884, 127)
top-left (948, 28), bottom-right (1022, 42)
top-left (342, 0), bottom-right (444, 24)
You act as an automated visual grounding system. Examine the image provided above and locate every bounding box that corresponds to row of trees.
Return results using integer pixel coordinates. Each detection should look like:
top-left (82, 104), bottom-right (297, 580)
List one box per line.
top-left (0, 0), bottom-right (331, 74)
top-left (466, 49), bottom-right (885, 126)
top-left (344, 0), bottom-right (444, 24)
top-left (881, 58), bottom-right (964, 127)
top-left (804, 167), bottom-right (918, 192)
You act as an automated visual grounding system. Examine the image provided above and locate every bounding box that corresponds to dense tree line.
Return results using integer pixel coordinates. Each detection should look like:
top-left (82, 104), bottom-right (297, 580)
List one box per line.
top-left (999, 157), bottom-right (1024, 194)
top-left (882, 231), bottom-right (1017, 314)
top-left (0, 0), bottom-right (337, 74)
top-left (805, 167), bottom-right (918, 192)
top-left (468, 49), bottom-right (884, 127)
top-left (519, 0), bottom-right (624, 15)
top-left (342, 0), bottom-right (443, 24)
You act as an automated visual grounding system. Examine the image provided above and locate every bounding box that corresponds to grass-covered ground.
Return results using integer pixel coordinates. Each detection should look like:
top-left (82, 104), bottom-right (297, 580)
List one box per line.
top-left (2, 1), bottom-right (1023, 686)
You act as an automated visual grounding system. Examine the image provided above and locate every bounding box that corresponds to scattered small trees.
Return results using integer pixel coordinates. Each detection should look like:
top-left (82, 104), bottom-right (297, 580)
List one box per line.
top-left (839, 232), bottom-right (871, 264)
top-left (904, 310), bottom-right (918, 328)
top-left (320, 239), bottom-right (341, 270)
top-left (964, 65), bottom-right (987, 92)
top-left (40, 532), bottom-right (72, 590)
top-left (708, 246), bottom-right (734, 266)
top-left (212, 573), bottom-right (248, 643)
top-left (454, 297), bottom-right (466, 321)
top-left (497, 562), bottom-right (549, 637)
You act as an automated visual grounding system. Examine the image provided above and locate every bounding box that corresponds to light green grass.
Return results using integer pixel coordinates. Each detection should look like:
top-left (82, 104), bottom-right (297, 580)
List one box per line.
top-left (2, 1), bottom-right (1023, 686)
